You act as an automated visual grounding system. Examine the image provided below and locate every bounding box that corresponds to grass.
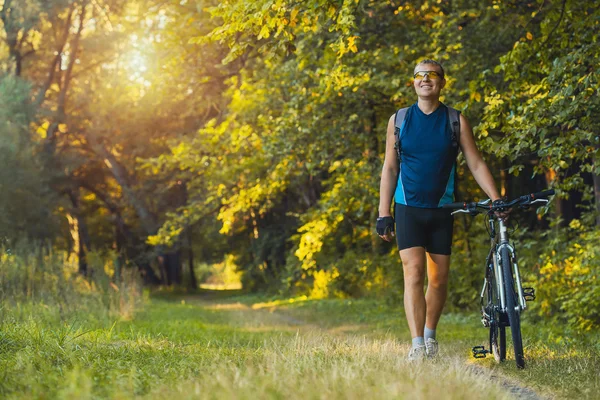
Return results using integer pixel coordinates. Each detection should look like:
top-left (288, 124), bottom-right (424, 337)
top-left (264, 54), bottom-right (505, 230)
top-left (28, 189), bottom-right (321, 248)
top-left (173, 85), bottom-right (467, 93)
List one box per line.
top-left (246, 296), bottom-right (600, 400)
top-left (0, 248), bottom-right (597, 399)
top-left (1, 288), bottom-right (598, 399)
top-left (115, 295), bottom-right (513, 400)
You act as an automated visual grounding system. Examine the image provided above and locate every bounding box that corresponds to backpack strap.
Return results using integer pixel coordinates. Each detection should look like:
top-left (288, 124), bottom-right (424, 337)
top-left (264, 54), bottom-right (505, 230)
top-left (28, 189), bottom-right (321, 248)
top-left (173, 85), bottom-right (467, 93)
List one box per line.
top-left (394, 107), bottom-right (409, 161)
top-left (447, 106), bottom-right (462, 201)
top-left (447, 106), bottom-right (461, 151)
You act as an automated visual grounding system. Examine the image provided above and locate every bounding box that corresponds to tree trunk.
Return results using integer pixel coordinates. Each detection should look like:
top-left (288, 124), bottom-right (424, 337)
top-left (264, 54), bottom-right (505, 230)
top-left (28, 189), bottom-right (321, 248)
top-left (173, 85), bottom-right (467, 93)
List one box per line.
top-left (79, 181), bottom-right (163, 285)
top-left (1, 0), bottom-right (25, 76)
top-left (67, 189), bottom-right (89, 275)
top-left (113, 224), bottom-right (126, 283)
top-left (139, 262), bottom-right (161, 285)
top-left (158, 251), bottom-right (183, 286)
top-left (187, 228), bottom-right (198, 290)
top-left (88, 138), bottom-right (159, 235)
top-left (34, 3), bottom-right (76, 110)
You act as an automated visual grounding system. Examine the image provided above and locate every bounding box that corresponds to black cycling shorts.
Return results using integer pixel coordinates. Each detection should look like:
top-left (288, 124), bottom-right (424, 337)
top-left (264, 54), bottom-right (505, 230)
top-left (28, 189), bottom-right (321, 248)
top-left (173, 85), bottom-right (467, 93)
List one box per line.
top-left (394, 203), bottom-right (454, 255)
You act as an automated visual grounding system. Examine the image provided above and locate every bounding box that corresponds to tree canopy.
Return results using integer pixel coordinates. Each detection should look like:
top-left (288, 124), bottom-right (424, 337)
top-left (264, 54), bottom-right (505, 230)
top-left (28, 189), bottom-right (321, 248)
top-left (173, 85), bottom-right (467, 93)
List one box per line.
top-left (1, 0), bottom-right (598, 328)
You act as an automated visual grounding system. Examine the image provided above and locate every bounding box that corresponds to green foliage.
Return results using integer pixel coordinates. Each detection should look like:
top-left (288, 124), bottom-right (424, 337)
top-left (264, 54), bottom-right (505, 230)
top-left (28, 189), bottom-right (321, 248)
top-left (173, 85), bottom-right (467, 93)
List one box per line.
top-left (479, 0), bottom-right (600, 194)
top-left (523, 225), bottom-right (600, 332)
top-left (470, 0), bottom-right (600, 331)
top-left (0, 75), bottom-right (61, 241)
top-left (1, 0), bottom-right (599, 338)
top-left (156, 0), bottom-right (512, 291)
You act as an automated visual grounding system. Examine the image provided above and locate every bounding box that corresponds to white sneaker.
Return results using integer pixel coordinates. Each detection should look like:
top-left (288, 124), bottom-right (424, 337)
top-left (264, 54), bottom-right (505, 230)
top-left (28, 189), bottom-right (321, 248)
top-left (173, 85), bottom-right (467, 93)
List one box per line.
top-left (425, 338), bottom-right (439, 358)
top-left (407, 344), bottom-right (427, 361)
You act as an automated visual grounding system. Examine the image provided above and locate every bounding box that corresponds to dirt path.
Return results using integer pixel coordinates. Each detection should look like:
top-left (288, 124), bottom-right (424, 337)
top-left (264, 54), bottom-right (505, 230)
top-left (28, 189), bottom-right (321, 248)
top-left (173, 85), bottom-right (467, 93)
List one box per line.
top-left (466, 365), bottom-right (546, 400)
top-left (270, 305), bottom-right (547, 400)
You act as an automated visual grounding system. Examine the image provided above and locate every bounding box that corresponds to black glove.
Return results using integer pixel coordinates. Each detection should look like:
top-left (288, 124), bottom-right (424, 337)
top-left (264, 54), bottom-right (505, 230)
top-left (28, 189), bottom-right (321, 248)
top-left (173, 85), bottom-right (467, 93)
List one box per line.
top-left (492, 199), bottom-right (507, 212)
top-left (376, 216), bottom-right (395, 236)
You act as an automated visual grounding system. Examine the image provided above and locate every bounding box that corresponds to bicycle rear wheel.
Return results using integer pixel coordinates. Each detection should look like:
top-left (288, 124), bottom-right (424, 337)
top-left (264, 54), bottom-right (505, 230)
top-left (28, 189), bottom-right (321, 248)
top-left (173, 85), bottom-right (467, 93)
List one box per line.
top-left (501, 247), bottom-right (525, 368)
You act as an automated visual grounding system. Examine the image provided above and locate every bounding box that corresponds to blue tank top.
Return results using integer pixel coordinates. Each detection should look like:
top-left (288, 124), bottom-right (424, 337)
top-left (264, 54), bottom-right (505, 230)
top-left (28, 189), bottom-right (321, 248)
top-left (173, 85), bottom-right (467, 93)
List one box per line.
top-left (394, 103), bottom-right (457, 208)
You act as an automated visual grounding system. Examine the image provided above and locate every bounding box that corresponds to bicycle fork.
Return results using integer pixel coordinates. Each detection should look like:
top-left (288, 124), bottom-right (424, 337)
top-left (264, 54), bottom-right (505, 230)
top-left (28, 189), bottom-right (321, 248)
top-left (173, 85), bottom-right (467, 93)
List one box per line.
top-left (495, 219), bottom-right (527, 312)
top-left (479, 218), bottom-right (529, 329)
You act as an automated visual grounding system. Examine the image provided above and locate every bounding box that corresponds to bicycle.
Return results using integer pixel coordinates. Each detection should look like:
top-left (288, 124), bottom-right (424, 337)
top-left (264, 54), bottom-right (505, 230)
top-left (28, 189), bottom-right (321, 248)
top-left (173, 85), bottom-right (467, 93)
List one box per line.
top-left (443, 189), bottom-right (555, 369)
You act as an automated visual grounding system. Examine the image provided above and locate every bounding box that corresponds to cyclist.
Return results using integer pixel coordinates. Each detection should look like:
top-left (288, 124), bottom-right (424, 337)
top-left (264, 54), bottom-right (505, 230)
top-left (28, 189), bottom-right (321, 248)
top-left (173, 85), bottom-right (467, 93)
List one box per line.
top-left (377, 59), bottom-right (503, 360)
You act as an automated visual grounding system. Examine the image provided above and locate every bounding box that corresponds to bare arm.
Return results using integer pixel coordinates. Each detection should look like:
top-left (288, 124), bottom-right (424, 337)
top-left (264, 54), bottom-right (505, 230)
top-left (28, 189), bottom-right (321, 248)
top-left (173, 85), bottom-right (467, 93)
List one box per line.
top-left (459, 114), bottom-right (501, 201)
top-left (378, 114), bottom-right (399, 221)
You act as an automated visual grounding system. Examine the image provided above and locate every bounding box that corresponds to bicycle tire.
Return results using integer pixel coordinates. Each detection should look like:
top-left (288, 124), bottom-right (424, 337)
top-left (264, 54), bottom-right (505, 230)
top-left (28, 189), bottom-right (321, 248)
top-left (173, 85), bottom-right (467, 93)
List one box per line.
top-left (501, 247), bottom-right (525, 368)
top-left (486, 265), bottom-right (505, 362)
top-left (490, 320), bottom-right (500, 362)
top-left (499, 325), bottom-right (506, 360)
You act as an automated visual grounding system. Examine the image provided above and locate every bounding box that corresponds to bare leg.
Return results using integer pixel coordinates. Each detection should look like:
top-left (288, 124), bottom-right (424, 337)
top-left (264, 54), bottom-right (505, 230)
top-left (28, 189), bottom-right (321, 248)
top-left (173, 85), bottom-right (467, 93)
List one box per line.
top-left (400, 247), bottom-right (427, 338)
top-left (425, 253), bottom-right (451, 330)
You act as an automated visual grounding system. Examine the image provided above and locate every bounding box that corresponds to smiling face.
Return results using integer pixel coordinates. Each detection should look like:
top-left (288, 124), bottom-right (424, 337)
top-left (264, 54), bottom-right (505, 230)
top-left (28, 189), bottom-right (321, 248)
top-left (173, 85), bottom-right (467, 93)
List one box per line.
top-left (413, 62), bottom-right (446, 100)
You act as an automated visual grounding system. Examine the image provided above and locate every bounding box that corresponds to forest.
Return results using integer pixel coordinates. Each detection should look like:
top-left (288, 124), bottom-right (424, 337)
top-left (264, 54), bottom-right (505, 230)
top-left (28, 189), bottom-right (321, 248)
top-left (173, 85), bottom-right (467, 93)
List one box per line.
top-left (1, 0), bottom-right (599, 332)
top-left (1, 0), bottom-right (599, 398)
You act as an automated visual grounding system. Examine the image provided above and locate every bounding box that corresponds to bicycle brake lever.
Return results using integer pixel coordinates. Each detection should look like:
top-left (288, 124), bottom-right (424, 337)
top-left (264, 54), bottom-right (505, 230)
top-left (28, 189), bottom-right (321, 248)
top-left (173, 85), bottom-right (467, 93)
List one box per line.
top-left (529, 199), bottom-right (549, 205)
top-left (451, 209), bottom-right (469, 216)
top-left (519, 198), bottom-right (549, 210)
top-left (522, 199), bottom-right (549, 208)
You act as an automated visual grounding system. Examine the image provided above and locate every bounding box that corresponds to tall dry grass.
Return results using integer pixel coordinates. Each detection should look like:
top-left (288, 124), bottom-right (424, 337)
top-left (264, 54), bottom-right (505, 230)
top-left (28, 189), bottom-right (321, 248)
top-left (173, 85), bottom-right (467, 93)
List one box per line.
top-left (0, 244), bottom-right (143, 324)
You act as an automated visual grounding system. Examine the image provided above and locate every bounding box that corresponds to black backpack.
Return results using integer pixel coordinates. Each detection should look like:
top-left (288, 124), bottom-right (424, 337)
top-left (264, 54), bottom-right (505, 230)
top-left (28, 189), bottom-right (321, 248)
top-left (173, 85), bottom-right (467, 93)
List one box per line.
top-left (393, 106), bottom-right (461, 161)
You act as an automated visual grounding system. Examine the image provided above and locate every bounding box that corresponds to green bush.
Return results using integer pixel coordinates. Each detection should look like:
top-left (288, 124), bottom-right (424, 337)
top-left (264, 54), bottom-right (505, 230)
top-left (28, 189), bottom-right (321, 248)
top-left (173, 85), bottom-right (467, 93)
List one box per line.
top-left (527, 226), bottom-right (600, 333)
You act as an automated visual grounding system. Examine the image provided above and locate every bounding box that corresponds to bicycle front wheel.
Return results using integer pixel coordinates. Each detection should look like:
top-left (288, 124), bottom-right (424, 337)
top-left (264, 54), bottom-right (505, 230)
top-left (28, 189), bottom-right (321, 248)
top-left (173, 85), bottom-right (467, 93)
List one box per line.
top-left (486, 264), bottom-right (506, 362)
top-left (501, 247), bottom-right (525, 368)
top-left (490, 321), bottom-right (506, 362)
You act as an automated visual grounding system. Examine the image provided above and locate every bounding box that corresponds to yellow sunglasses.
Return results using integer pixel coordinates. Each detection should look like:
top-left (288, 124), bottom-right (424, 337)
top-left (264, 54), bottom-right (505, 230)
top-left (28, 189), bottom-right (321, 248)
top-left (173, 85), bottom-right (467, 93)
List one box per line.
top-left (413, 71), bottom-right (443, 80)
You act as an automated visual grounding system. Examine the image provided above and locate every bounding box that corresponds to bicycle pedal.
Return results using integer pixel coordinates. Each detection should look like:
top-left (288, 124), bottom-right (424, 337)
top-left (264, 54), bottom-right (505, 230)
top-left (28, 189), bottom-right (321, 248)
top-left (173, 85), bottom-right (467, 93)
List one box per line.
top-left (522, 287), bottom-right (536, 301)
top-left (472, 346), bottom-right (489, 359)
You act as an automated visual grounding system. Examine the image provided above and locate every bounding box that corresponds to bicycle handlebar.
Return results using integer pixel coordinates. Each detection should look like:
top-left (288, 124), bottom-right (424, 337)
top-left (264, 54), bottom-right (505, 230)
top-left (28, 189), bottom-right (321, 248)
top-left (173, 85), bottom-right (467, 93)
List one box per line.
top-left (442, 190), bottom-right (555, 213)
top-left (530, 189), bottom-right (556, 200)
top-left (444, 201), bottom-right (470, 209)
